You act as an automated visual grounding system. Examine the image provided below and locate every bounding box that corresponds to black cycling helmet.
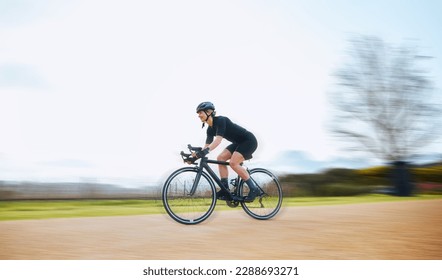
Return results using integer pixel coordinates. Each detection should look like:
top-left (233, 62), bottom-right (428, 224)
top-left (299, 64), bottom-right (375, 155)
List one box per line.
top-left (196, 102), bottom-right (215, 113)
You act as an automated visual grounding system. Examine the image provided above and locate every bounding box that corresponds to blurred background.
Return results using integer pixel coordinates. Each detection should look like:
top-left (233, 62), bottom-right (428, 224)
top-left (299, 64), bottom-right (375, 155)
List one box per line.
top-left (1, 0), bottom-right (441, 200)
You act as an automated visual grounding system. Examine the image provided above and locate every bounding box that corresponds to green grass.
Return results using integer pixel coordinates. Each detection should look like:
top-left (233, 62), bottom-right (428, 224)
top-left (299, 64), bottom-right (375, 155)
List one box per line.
top-left (1, 194), bottom-right (441, 221)
top-left (0, 199), bottom-right (165, 221)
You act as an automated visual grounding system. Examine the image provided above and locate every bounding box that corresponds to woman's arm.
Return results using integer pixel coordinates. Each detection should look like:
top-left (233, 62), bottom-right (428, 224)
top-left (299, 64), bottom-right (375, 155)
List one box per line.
top-left (192, 137), bottom-right (222, 158)
top-left (207, 136), bottom-right (223, 152)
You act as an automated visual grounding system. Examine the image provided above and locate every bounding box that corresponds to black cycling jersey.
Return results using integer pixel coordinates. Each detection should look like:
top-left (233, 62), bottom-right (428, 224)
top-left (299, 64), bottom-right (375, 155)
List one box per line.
top-left (205, 116), bottom-right (252, 144)
top-left (206, 116), bottom-right (258, 160)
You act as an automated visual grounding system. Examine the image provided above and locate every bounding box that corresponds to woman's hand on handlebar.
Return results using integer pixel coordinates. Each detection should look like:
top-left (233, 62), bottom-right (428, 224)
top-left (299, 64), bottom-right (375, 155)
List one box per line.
top-left (181, 144), bottom-right (208, 164)
top-left (194, 147), bottom-right (209, 158)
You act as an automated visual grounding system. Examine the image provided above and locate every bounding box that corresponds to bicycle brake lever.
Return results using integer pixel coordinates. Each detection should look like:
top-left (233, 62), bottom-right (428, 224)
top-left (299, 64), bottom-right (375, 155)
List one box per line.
top-left (181, 151), bottom-right (197, 164)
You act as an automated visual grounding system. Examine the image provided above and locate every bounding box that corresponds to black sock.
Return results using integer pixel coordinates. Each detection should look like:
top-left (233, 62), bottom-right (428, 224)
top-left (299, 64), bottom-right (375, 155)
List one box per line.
top-left (245, 178), bottom-right (257, 191)
top-left (221, 178), bottom-right (229, 189)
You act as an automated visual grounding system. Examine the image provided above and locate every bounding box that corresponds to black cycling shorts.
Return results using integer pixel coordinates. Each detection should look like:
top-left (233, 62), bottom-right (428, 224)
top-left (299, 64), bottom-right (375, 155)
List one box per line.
top-left (225, 133), bottom-right (258, 160)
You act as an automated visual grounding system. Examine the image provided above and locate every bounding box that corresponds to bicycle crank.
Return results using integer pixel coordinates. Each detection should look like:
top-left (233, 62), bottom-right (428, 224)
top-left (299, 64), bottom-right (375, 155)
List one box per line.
top-left (226, 200), bottom-right (239, 208)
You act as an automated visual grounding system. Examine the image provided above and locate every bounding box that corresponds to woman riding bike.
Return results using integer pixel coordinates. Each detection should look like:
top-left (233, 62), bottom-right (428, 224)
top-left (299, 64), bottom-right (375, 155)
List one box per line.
top-left (193, 102), bottom-right (260, 202)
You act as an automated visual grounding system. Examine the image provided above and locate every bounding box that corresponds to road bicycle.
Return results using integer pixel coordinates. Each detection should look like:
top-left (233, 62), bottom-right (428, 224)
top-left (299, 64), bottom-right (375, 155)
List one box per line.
top-left (162, 145), bottom-right (283, 225)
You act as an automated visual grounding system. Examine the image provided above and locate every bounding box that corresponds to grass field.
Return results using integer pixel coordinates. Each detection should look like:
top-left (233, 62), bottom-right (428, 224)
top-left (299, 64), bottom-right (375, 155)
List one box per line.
top-left (1, 194), bottom-right (441, 221)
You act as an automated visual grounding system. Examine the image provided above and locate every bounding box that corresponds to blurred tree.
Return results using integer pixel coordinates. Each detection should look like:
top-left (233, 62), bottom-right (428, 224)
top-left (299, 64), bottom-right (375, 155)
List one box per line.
top-left (330, 35), bottom-right (441, 195)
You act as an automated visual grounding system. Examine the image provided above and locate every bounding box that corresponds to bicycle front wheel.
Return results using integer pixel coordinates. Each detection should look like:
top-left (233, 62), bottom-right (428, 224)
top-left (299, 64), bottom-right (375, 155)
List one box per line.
top-left (162, 167), bottom-right (216, 225)
top-left (240, 168), bottom-right (283, 220)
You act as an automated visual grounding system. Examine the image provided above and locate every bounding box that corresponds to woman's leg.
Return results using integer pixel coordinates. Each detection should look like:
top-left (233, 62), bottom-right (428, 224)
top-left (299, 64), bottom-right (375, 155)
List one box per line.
top-left (215, 149), bottom-right (232, 199)
top-left (229, 152), bottom-right (248, 180)
top-left (217, 149), bottom-right (232, 180)
top-left (230, 152), bottom-right (259, 202)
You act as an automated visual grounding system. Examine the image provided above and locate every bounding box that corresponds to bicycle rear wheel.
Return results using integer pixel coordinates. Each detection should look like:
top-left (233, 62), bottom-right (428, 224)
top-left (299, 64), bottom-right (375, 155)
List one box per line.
top-left (162, 167), bottom-right (216, 225)
top-left (240, 168), bottom-right (282, 220)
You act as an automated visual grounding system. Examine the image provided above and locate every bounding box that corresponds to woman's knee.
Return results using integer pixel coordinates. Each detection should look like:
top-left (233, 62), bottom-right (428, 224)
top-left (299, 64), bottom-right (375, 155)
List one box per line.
top-left (217, 150), bottom-right (231, 161)
top-left (230, 162), bottom-right (241, 172)
top-left (229, 154), bottom-right (244, 168)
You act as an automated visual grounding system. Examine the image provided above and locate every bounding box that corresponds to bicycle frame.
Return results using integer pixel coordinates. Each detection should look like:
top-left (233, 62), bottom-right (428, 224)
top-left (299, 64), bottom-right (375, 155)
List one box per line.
top-left (189, 157), bottom-right (235, 196)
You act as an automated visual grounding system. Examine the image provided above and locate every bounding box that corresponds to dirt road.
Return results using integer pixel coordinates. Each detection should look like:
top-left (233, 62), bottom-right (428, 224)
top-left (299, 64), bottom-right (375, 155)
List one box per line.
top-left (1, 200), bottom-right (441, 259)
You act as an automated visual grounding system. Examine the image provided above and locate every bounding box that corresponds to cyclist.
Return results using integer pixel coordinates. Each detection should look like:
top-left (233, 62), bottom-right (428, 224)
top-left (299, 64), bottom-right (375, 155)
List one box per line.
top-left (193, 101), bottom-right (260, 202)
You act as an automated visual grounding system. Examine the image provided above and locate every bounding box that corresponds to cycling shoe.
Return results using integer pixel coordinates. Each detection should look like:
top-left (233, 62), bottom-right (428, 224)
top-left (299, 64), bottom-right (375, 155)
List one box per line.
top-left (243, 188), bottom-right (260, 202)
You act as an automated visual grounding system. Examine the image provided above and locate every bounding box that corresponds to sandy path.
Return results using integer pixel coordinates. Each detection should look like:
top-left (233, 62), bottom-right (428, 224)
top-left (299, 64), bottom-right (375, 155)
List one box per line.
top-left (1, 200), bottom-right (441, 259)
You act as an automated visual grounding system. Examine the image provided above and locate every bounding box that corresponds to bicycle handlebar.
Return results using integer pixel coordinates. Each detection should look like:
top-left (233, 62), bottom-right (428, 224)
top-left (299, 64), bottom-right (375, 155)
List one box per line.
top-left (180, 144), bottom-right (235, 166)
top-left (180, 144), bottom-right (202, 164)
top-left (187, 144), bottom-right (202, 152)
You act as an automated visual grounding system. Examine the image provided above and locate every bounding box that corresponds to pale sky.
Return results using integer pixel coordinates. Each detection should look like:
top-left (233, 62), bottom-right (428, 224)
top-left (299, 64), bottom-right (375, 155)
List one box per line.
top-left (1, 0), bottom-right (441, 186)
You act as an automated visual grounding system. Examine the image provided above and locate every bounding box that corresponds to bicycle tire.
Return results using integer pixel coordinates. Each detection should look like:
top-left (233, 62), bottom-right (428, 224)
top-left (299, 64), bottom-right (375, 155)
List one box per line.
top-left (239, 168), bottom-right (283, 220)
top-left (162, 167), bottom-right (216, 225)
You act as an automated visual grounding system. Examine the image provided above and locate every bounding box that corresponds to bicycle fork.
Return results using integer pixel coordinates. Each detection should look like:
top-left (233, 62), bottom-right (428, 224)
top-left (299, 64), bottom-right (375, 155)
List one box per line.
top-left (188, 167), bottom-right (203, 196)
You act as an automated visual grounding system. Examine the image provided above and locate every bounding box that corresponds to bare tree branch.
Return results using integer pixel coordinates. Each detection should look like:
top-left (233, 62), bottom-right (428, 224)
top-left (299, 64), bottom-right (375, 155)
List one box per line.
top-left (329, 35), bottom-right (441, 162)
